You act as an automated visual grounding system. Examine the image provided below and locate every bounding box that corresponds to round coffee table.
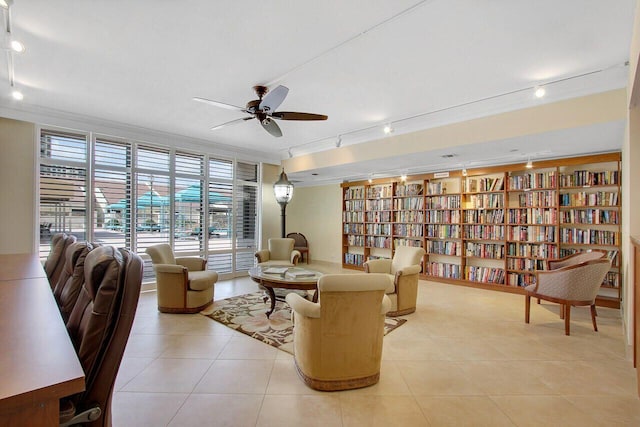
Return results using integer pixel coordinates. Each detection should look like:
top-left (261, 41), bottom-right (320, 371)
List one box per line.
top-left (248, 266), bottom-right (322, 318)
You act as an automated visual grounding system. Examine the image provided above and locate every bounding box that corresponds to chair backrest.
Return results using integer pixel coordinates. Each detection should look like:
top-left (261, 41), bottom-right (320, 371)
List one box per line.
top-left (268, 238), bottom-right (294, 261)
top-left (145, 243), bottom-right (176, 265)
top-left (391, 246), bottom-right (426, 274)
top-left (44, 232), bottom-right (77, 288)
top-left (549, 250), bottom-right (606, 270)
top-left (53, 241), bottom-right (101, 323)
top-left (316, 273), bottom-right (388, 356)
top-left (541, 258), bottom-right (611, 302)
top-left (65, 245), bottom-right (143, 425)
top-left (286, 232), bottom-right (308, 247)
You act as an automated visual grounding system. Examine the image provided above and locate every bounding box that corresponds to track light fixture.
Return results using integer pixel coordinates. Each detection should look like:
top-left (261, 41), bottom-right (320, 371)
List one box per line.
top-left (535, 86), bottom-right (546, 98)
top-left (368, 174), bottom-right (373, 184)
top-left (526, 158), bottom-right (533, 169)
top-left (3, 0), bottom-right (24, 100)
top-left (11, 89), bottom-right (22, 100)
top-left (462, 167), bottom-right (467, 176)
top-left (287, 148), bottom-right (293, 159)
top-left (336, 135), bottom-right (342, 148)
top-left (383, 123), bottom-right (394, 135)
top-left (0, 0), bottom-right (14, 9)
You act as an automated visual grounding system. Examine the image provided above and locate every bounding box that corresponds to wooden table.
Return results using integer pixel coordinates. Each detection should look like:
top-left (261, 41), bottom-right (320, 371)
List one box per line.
top-left (0, 254), bottom-right (85, 426)
top-left (249, 266), bottom-right (321, 318)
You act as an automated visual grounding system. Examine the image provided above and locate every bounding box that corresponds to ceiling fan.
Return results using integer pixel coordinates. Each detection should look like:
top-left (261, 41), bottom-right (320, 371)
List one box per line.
top-left (193, 85), bottom-right (328, 137)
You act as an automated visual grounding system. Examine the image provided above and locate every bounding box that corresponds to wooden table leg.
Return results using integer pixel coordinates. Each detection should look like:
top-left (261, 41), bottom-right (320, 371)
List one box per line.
top-left (265, 286), bottom-right (276, 318)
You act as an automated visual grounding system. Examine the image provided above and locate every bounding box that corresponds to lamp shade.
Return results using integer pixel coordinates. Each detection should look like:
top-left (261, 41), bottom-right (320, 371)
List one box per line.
top-left (273, 169), bottom-right (294, 205)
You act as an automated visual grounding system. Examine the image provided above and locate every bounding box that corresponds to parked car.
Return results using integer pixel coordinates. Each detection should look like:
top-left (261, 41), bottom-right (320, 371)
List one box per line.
top-left (190, 226), bottom-right (221, 237)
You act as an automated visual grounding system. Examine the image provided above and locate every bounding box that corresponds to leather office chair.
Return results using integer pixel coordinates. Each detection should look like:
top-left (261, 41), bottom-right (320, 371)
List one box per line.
top-left (286, 232), bottom-right (309, 263)
top-left (525, 258), bottom-right (611, 335)
top-left (60, 246), bottom-right (143, 427)
top-left (363, 245), bottom-right (426, 316)
top-left (52, 241), bottom-right (101, 323)
top-left (145, 243), bottom-right (218, 313)
top-left (254, 238), bottom-right (301, 267)
top-left (44, 232), bottom-right (77, 289)
top-left (286, 273), bottom-right (391, 391)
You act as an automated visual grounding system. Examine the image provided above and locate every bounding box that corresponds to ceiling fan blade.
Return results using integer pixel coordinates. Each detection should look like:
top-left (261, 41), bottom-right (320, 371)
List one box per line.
top-left (259, 85), bottom-right (289, 113)
top-left (260, 118), bottom-right (283, 137)
top-left (271, 111), bottom-right (328, 121)
top-left (211, 116), bottom-right (254, 131)
top-left (193, 97), bottom-right (248, 113)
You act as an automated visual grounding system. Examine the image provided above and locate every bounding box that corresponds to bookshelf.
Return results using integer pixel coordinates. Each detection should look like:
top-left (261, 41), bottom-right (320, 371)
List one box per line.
top-left (340, 153), bottom-right (622, 308)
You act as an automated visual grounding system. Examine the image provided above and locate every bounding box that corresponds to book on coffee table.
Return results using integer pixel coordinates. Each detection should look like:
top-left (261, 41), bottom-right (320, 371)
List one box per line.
top-left (263, 267), bottom-right (289, 274)
top-left (285, 269), bottom-right (316, 278)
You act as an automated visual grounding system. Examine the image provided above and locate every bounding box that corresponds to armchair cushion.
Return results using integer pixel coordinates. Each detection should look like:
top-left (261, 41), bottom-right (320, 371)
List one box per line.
top-left (189, 270), bottom-right (219, 291)
top-left (255, 238), bottom-right (300, 266)
top-left (176, 256), bottom-right (206, 271)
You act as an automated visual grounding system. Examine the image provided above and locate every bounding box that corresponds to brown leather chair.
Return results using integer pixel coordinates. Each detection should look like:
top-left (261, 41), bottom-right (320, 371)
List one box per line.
top-left (61, 246), bottom-right (143, 427)
top-left (52, 241), bottom-right (101, 323)
top-left (286, 273), bottom-right (391, 391)
top-left (286, 232), bottom-right (309, 263)
top-left (145, 243), bottom-right (218, 313)
top-left (44, 232), bottom-right (77, 289)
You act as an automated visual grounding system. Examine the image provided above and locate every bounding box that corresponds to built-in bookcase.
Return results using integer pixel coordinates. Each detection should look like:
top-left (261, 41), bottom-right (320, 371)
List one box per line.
top-left (340, 153), bottom-right (622, 307)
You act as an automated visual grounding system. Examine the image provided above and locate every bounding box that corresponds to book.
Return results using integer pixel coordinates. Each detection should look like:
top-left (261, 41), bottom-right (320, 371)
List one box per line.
top-left (285, 269), bottom-right (316, 278)
top-left (263, 267), bottom-right (289, 274)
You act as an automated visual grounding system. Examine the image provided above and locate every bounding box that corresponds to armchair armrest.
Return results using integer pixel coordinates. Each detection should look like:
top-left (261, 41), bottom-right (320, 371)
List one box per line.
top-left (153, 263), bottom-right (187, 274)
top-left (255, 250), bottom-right (270, 263)
top-left (291, 249), bottom-right (301, 265)
top-left (381, 294), bottom-right (392, 315)
top-left (176, 257), bottom-right (206, 271)
top-left (285, 293), bottom-right (320, 319)
top-left (364, 259), bottom-right (392, 274)
top-left (531, 268), bottom-right (572, 300)
top-left (394, 264), bottom-right (421, 281)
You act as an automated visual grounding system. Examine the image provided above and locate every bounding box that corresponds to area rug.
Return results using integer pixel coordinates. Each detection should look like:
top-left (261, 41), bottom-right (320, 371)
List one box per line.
top-left (201, 292), bottom-right (407, 354)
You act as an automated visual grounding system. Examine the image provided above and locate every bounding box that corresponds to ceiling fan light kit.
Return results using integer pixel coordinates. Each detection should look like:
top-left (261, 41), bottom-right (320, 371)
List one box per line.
top-left (194, 84), bottom-right (327, 137)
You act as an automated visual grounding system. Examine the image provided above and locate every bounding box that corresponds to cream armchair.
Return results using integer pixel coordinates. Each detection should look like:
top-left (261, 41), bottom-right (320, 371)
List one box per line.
top-left (363, 246), bottom-right (426, 316)
top-left (525, 258), bottom-right (611, 335)
top-left (254, 238), bottom-right (301, 267)
top-left (285, 273), bottom-right (391, 391)
top-left (145, 243), bottom-right (218, 313)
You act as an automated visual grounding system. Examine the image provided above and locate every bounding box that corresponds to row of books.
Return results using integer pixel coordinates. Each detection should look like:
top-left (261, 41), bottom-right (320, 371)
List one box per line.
top-left (507, 272), bottom-right (536, 287)
top-left (393, 224), bottom-right (424, 237)
top-left (559, 191), bottom-right (619, 207)
top-left (396, 210), bottom-right (425, 223)
top-left (507, 225), bottom-right (556, 242)
top-left (396, 183), bottom-right (423, 197)
top-left (559, 248), bottom-right (618, 263)
top-left (425, 195), bottom-right (461, 209)
top-left (506, 242), bottom-right (559, 259)
top-left (467, 193), bottom-right (504, 208)
top-left (559, 170), bottom-right (619, 187)
top-left (465, 176), bottom-right (504, 193)
top-left (343, 223), bottom-right (364, 234)
top-left (426, 210), bottom-right (461, 224)
top-left (507, 207), bottom-right (557, 225)
top-left (465, 242), bottom-right (505, 259)
top-left (506, 258), bottom-right (548, 272)
top-left (516, 190), bottom-right (557, 208)
top-left (366, 236), bottom-right (392, 248)
top-left (465, 266), bottom-right (505, 284)
top-left (366, 223), bottom-right (392, 235)
top-left (427, 240), bottom-right (461, 256)
top-left (394, 238), bottom-right (424, 248)
top-left (344, 187), bottom-right (365, 200)
top-left (393, 197), bottom-right (424, 210)
top-left (344, 253), bottom-right (364, 266)
top-left (426, 224), bottom-right (461, 239)
top-left (425, 262), bottom-right (461, 279)
top-left (343, 211), bottom-right (363, 223)
top-left (463, 225), bottom-right (505, 240)
top-left (508, 171), bottom-right (557, 190)
top-left (344, 200), bottom-right (364, 211)
top-left (366, 185), bottom-right (393, 199)
top-left (366, 198), bottom-right (392, 210)
top-left (463, 209), bottom-right (504, 224)
top-left (366, 211), bottom-right (391, 223)
top-left (346, 235), bottom-right (364, 246)
top-left (427, 182), bottom-right (452, 195)
top-left (559, 229), bottom-right (620, 245)
top-left (559, 208), bottom-right (619, 225)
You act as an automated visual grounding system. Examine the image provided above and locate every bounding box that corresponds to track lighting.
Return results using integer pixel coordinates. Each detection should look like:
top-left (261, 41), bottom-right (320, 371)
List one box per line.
top-left (336, 135), bottom-right (342, 148)
top-left (535, 86), bottom-right (546, 98)
top-left (0, 0), bottom-right (13, 9)
top-left (368, 174), bottom-right (373, 184)
top-left (9, 39), bottom-right (24, 53)
top-left (383, 124), bottom-right (394, 134)
top-left (287, 148), bottom-right (293, 159)
top-left (11, 90), bottom-right (23, 100)
top-left (526, 158), bottom-right (533, 169)
top-left (400, 173), bottom-right (407, 181)
top-left (462, 167), bottom-right (467, 176)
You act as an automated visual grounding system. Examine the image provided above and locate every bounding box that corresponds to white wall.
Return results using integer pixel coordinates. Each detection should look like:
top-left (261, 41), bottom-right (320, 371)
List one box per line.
top-left (0, 117), bottom-right (36, 254)
top-left (260, 163), bottom-right (282, 249)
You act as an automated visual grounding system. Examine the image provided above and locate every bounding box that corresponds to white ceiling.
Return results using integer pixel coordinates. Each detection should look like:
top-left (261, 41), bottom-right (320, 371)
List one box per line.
top-left (0, 0), bottom-right (635, 184)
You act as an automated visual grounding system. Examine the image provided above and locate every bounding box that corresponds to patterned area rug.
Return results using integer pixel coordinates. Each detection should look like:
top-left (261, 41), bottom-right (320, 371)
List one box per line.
top-left (201, 292), bottom-right (407, 354)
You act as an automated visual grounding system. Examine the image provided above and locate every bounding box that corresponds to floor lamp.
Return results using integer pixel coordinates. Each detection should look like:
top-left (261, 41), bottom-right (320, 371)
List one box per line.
top-left (273, 168), bottom-right (294, 238)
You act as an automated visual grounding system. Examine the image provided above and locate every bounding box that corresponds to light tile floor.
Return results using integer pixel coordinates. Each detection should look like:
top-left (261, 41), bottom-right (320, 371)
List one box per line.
top-left (113, 263), bottom-right (640, 426)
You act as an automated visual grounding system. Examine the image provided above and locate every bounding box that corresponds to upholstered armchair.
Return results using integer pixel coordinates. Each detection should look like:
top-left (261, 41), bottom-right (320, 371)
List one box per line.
top-left (547, 249), bottom-right (607, 270)
top-left (145, 243), bottom-right (218, 313)
top-left (286, 273), bottom-right (391, 391)
top-left (525, 258), bottom-right (611, 335)
top-left (254, 238), bottom-right (301, 267)
top-left (44, 232), bottom-right (77, 289)
top-left (363, 245), bottom-right (426, 316)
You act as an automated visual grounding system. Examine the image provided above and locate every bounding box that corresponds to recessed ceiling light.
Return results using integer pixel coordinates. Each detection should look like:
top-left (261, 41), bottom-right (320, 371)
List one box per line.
top-left (12, 90), bottom-right (23, 100)
top-left (535, 87), bottom-right (546, 98)
top-left (10, 40), bottom-right (25, 53)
